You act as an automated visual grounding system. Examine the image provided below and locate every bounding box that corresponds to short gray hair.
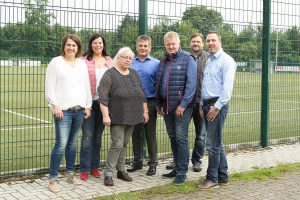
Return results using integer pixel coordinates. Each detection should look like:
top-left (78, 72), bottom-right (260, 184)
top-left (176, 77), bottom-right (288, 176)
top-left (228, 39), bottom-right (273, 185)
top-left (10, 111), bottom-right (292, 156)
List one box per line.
top-left (112, 47), bottom-right (135, 66)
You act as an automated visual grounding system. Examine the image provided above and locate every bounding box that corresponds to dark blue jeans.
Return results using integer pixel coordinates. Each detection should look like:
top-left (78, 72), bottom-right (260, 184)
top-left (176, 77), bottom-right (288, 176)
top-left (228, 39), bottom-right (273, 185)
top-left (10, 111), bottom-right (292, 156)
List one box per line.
top-left (163, 107), bottom-right (193, 175)
top-left (191, 103), bottom-right (206, 165)
top-left (203, 104), bottom-right (228, 183)
top-left (80, 101), bottom-right (105, 172)
top-left (49, 108), bottom-right (84, 179)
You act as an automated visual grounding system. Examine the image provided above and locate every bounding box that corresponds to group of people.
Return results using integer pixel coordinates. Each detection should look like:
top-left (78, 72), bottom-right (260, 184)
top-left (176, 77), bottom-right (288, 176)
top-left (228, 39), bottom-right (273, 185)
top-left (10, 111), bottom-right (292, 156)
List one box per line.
top-left (45, 30), bottom-right (237, 193)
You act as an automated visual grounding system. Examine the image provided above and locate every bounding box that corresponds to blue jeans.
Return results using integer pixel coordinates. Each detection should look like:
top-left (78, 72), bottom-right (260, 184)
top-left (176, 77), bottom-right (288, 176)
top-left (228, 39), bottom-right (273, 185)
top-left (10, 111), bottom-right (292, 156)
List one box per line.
top-left (80, 101), bottom-right (105, 172)
top-left (163, 107), bottom-right (192, 175)
top-left (49, 109), bottom-right (84, 179)
top-left (203, 104), bottom-right (228, 183)
top-left (191, 103), bottom-right (206, 165)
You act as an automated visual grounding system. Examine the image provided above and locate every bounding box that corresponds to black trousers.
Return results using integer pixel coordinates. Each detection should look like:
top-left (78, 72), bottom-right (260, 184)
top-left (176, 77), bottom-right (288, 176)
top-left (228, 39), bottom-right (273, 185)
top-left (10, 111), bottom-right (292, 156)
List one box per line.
top-left (131, 99), bottom-right (158, 167)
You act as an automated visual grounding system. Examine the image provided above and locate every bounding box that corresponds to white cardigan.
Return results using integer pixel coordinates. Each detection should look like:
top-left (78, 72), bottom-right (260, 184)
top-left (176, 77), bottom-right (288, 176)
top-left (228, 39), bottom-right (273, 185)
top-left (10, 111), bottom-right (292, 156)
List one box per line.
top-left (45, 56), bottom-right (92, 110)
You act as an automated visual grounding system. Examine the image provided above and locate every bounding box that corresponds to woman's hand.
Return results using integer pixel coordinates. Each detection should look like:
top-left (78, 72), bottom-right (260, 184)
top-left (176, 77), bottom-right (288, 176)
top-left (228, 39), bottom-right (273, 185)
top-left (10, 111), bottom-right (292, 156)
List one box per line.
top-left (52, 105), bottom-right (64, 120)
top-left (84, 108), bottom-right (91, 119)
top-left (103, 115), bottom-right (111, 126)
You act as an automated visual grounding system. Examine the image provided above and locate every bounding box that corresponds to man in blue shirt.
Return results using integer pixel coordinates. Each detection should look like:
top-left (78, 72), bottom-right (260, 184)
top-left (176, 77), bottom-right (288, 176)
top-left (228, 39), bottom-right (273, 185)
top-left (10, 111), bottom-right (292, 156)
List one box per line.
top-left (127, 35), bottom-right (160, 176)
top-left (198, 31), bottom-right (237, 190)
top-left (156, 31), bottom-right (197, 184)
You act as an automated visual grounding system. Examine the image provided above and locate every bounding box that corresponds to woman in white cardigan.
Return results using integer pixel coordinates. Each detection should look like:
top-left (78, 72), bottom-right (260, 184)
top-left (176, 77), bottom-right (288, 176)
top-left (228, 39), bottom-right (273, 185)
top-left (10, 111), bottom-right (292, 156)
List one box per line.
top-left (45, 34), bottom-right (92, 193)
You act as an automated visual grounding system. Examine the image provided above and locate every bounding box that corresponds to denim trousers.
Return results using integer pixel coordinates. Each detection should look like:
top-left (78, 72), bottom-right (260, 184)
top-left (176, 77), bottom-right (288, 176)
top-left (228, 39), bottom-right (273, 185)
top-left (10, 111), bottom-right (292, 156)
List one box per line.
top-left (49, 109), bottom-right (84, 179)
top-left (191, 103), bottom-right (206, 165)
top-left (131, 99), bottom-right (158, 167)
top-left (80, 101), bottom-right (105, 172)
top-left (163, 107), bottom-right (192, 175)
top-left (203, 104), bottom-right (229, 183)
top-left (104, 124), bottom-right (134, 177)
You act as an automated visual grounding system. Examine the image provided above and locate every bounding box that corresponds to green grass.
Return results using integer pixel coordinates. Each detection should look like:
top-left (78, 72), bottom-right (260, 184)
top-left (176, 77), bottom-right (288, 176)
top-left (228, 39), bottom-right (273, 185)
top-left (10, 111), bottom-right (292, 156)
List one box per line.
top-left (93, 163), bottom-right (300, 200)
top-left (0, 67), bottom-right (300, 173)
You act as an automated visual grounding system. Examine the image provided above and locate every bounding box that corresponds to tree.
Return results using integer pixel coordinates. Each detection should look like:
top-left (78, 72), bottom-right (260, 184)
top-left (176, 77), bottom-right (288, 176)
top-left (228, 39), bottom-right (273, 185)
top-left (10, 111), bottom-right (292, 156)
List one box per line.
top-left (113, 15), bottom-right (139, 55)
top-left (182, 6), bottom-right (223, 35)
top-left (24, 0), bottom-right (53, 25)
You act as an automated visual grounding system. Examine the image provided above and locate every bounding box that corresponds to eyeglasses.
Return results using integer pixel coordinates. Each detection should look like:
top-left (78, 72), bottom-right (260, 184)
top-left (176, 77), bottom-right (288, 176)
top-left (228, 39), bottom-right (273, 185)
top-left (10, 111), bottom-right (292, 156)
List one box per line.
top-left (119, 55), bottom-right (133, 60)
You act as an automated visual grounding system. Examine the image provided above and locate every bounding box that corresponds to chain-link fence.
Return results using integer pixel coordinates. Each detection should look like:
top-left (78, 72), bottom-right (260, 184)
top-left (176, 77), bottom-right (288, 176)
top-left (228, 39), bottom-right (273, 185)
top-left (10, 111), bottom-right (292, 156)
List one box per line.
top-left (0, 0), bottom-right (299, 179)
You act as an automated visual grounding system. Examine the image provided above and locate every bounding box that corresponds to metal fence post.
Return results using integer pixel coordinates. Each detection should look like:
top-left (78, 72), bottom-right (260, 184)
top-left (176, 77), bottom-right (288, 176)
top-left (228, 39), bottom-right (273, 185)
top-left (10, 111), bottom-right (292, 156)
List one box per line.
top-left (261, 0), bottom-right (271, 147)
top-left (139, 0), bottom-right (148, 160)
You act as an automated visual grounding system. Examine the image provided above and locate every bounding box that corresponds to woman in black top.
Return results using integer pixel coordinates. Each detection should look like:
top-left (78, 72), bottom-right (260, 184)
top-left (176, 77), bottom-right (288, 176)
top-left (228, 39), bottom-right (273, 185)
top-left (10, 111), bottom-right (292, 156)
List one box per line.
top-left (98, 47), bottom-right (149, 186)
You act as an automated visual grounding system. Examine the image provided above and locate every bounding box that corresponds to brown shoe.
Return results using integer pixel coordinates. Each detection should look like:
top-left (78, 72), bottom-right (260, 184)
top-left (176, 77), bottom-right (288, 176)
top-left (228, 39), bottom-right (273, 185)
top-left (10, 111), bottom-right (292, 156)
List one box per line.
top-left (104, 176), bottom-right (114, 186)
top-left (197, 182), bottom-right (219, 190)
top-left (117, 171), bottom-right (132, 182)
top-left (218, 179), bottom-right (229, 186)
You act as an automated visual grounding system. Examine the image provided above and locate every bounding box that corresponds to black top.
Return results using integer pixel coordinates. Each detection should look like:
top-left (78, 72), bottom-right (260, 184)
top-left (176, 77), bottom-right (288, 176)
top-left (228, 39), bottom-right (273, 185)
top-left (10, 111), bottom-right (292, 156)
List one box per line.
top-left (98, 67), bottom-right (146, 125)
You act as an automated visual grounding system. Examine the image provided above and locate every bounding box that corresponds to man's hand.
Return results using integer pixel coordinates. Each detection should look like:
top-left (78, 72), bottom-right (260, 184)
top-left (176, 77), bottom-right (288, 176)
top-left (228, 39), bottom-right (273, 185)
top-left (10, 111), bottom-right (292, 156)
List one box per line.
top-left (175, 105), bottom-right (185, 118)
top-left (207, 106), bottom-right (219, 122)
top-left (156, 106), bottom-right (165, 116)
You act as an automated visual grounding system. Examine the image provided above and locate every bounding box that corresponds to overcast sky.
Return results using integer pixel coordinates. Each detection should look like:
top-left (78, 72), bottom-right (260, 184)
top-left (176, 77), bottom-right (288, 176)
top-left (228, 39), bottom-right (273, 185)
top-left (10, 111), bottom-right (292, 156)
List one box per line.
top-left (1, 0), bottom-right (299, 31)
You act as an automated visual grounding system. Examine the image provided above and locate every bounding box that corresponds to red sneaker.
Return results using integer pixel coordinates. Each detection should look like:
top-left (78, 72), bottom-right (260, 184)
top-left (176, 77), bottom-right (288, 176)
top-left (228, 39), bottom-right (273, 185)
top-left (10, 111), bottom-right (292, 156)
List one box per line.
top-left (80, 172), bottom-right (89, 180)
top-left (90, 169), bottom-right (101, 177)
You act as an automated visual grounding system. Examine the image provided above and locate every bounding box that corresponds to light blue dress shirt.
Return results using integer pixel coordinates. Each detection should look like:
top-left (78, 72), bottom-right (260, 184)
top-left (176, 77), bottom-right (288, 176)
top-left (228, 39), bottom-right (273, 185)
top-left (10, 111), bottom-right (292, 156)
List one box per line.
top-left (200, 48), bottom-right (237, 110)
top-left (131, 55), bottom-right (159, 98)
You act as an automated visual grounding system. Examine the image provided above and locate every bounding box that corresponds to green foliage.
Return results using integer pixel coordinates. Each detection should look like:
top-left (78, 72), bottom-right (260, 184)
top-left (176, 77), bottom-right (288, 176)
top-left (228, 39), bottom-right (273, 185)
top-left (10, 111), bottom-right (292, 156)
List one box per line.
top-left (182, 6), bottom-right (223, 35)
top-left (113, 15), bottom-right (139, 56)
top-left (24, 0), bottom-right (53, 25)
top-left (0, 3), bottom-right (299, 65)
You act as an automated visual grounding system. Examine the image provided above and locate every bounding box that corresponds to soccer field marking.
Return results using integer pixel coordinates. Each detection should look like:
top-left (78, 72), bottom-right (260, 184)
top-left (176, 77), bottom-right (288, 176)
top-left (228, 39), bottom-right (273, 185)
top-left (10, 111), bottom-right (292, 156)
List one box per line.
top-left (0, 124), bottom-right (54, 131)
top-left (0, 108), bottom-right (51, 124)
top-left (157, 107), bottom-right (300, 120)
top-left (270, 99), bottom-right (300, 104)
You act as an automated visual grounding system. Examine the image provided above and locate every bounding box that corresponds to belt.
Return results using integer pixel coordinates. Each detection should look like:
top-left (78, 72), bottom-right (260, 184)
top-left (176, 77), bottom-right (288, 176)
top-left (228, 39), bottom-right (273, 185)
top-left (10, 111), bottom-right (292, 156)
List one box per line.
top-left (68, 105), bottom-right (82, 110)
top-left (203, 97), bottom-right (219, 105)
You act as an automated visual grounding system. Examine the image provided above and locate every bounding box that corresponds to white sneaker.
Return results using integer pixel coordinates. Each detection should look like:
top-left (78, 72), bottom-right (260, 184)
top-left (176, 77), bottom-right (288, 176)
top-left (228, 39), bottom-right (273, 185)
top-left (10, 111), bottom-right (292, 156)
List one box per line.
top-left (66, 172), bottom-right (82, 185)
top-left (48, 179), bottom-right (60, 193)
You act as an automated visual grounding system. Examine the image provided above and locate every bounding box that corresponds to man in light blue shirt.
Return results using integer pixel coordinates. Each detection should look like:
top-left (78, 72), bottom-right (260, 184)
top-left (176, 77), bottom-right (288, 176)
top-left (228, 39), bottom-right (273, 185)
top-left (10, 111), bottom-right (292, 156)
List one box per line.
top-left (127, 35), bottom-right (159, 176)
top-left (198, 31), bottom-right (237, 190)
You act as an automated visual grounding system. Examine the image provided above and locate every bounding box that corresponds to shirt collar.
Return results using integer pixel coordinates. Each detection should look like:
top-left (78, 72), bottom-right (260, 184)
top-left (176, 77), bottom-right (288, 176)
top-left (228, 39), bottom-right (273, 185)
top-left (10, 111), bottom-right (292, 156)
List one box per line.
top-left (209, 48), bottom-right (223, 60)
top-left (135, 55), bottom-right (152, 62)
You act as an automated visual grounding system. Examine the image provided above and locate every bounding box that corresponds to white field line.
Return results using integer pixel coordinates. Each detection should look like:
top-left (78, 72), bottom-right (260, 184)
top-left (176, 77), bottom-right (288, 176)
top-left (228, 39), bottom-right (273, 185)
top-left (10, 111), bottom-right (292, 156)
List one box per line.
top-left (0, 124), bottom-right (53, 131)
top-left (270, 99), bottom-right (300, 104)
top-left (0, 108), bottom-right (51, 123)
top-left (157, 107), bottom-right (300, 120)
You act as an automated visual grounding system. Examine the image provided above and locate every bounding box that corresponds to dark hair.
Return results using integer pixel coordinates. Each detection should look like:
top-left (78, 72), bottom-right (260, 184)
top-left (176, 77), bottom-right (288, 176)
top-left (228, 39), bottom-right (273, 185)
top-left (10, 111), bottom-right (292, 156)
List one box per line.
top-left (189, 32), bottom-right (204, 43)
top-left (60, 34), bottom-right (82, 58)
top-left (136, 35), bottom-right (152, 46)
top-left (83, 33), bottom-right (109, 61)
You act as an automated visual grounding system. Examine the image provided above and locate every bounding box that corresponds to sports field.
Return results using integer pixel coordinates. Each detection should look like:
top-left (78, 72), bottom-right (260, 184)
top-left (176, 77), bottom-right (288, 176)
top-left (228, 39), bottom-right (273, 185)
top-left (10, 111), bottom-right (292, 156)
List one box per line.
top-left (0, 66), bottom-right (299, 175)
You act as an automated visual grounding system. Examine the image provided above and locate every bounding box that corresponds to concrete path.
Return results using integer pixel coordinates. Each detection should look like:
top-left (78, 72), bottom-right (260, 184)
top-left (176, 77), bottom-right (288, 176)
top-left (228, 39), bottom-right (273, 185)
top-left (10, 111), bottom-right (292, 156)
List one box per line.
top-left (0, 143), bottom-right (299, 200)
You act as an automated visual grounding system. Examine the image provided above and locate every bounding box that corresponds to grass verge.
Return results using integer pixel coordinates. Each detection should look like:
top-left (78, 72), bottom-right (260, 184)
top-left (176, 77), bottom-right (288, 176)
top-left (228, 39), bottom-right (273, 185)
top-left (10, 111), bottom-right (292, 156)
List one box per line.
top-left (94, 163), bottom-right (300, 200)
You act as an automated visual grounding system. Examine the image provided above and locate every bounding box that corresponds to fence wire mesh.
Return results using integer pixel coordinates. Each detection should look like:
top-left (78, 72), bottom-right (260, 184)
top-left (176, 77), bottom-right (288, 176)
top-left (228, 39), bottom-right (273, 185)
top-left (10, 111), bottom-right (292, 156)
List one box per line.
top-left (0, 0), bottom-right (299, 178)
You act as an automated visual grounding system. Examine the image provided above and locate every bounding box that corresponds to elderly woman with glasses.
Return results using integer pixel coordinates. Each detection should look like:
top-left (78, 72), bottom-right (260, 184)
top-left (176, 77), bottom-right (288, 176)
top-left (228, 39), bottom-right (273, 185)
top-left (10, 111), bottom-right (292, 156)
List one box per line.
top-left (98, 47), bottom-right (149, 186)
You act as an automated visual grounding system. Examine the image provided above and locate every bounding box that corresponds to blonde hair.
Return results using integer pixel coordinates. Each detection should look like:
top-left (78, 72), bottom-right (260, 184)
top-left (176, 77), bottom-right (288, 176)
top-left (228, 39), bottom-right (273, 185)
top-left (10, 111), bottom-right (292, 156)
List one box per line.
top-left (164, 31), bottom-right (180, 43)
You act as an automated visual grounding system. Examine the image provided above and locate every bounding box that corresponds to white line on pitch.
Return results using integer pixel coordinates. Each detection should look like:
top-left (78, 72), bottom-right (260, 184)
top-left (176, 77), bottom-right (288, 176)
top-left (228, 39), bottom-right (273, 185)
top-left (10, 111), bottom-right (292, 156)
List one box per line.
top-left (0, 108), bottom-right (51, 123)
top-left (0, 124), bottom-right (54, 131)
top-left (270, 99), bottom-right (300, 104)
